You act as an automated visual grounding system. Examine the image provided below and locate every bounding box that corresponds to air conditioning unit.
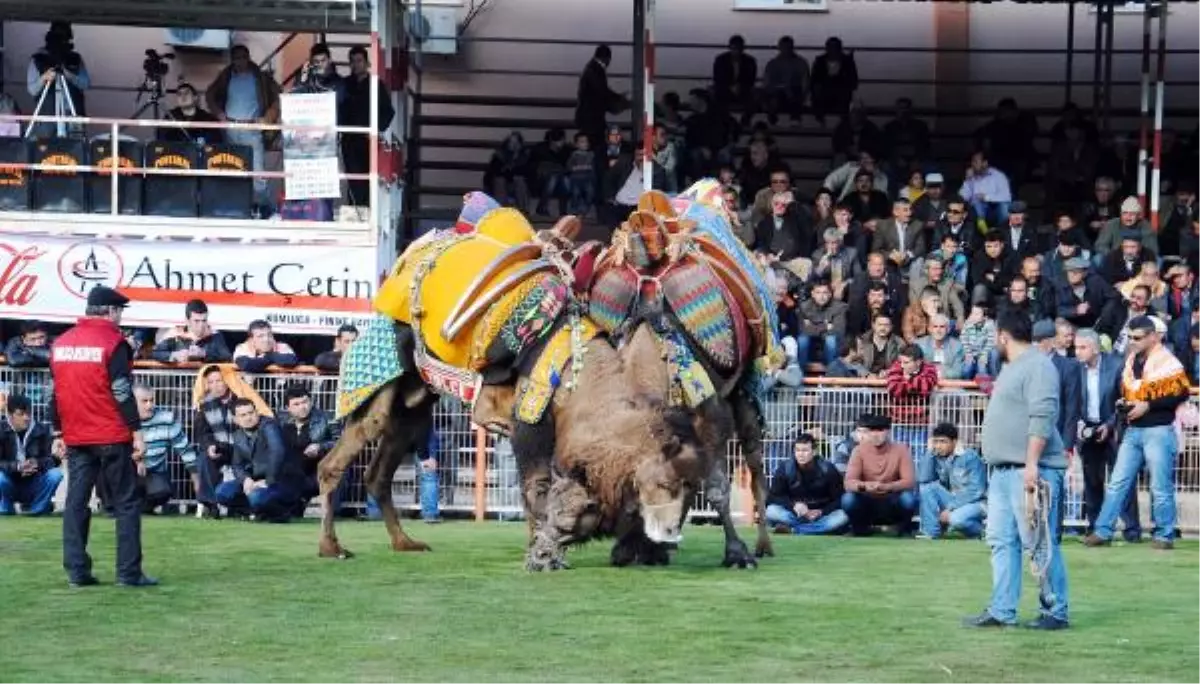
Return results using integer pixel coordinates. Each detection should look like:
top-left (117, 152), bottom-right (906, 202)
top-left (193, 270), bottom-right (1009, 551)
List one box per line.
top-left (164, 28), bottom-right (233, 51)
top-left (407, 7), bottom-right (459, 56)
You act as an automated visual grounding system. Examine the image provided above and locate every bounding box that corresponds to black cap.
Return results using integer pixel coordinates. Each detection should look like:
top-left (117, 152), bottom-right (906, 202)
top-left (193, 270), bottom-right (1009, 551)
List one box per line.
top-left (1126, 315), bottom-right (1156, 334)
top-left (932, 422), bottom-right (959, 440)
top-left (1010, 200), bottom-right (1028, 214)
top-left (857, 413), bottom-right (892, 431)
top-left (86, 286), bottom-right (129, 309)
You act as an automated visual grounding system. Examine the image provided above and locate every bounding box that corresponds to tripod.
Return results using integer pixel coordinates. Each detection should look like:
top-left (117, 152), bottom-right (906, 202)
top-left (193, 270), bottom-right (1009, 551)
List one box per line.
top-left (25, 70), bottom-right (78, 139)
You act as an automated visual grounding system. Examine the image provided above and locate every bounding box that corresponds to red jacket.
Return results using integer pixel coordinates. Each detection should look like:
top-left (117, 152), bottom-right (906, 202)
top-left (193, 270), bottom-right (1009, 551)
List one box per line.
top-left (885, 360), bottom-right (939, 426)
top-left (49, 317), bottom-right (138, 447)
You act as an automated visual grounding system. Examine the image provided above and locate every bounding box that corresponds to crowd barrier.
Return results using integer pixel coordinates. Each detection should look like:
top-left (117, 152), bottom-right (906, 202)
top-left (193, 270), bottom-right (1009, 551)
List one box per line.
top-left (3, 365), bottom-right (1196, 532)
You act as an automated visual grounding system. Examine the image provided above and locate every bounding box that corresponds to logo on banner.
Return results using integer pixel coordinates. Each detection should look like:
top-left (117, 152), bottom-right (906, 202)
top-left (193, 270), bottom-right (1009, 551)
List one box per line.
top-left (57, 242), bottom-right (124, 298)
top-left (0, 243), bottom-right (46, 307)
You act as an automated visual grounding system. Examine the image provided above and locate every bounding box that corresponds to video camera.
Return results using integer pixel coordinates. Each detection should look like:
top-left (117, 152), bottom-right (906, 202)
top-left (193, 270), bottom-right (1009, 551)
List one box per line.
top-left (143, 49), bottom-right (175, 80)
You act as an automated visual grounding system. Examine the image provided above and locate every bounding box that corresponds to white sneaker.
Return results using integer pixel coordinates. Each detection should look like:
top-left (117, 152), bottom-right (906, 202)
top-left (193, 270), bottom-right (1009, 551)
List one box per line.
top-left (195, 504), bottom-right (207, 519)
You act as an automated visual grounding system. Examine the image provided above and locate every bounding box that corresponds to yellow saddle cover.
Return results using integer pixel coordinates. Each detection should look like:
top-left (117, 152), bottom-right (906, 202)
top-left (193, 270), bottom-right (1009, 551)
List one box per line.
top-left (374, 208), bottom-right (546, 368)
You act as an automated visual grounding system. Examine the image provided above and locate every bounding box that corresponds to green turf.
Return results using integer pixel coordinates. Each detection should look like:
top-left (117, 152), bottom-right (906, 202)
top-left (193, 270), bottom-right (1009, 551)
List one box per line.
top-left (0, 517), bottom-right (1196, 682)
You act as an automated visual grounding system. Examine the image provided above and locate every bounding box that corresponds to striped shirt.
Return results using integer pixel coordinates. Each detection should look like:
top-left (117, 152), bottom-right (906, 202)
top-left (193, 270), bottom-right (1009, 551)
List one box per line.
top-left (140, 407), bottom-right (197, 472)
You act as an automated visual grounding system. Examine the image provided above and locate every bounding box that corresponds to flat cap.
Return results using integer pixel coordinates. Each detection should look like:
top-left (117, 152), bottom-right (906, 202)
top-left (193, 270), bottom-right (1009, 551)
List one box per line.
top-left (1064, 256), bottom-right (1090, 271)
top-left (1009, 200), bottom-right (1028, 214)
top-left (86, 286), bottom-right (129, 309)
top-left (1032, 318), bottom-right (1057, 341)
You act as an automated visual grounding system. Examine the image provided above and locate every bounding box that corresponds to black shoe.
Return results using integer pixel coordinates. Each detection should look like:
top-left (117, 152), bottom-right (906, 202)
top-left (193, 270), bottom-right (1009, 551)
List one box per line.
top-left (962, 611), bottom-right (1012, 628)
top-left (117, 575), bottom-right (159, 588)
top-left (1022, 615), bottom-right (1069, 631)
top-left (68, 575), bottom-right (100, 588)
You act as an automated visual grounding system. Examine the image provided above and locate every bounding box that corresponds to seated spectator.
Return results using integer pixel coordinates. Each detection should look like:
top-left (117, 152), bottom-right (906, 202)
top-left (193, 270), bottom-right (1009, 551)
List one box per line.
top-left (233, 320), bottom-right (299, 372)
top-left (812, 227), bottom-right (863, 300)
top-left (1043, 231), bottom-right (1087, 293)
top-left (932, 233), bottom-right (970, 288)
top-left (825, 339), bottom-right (869, 378)
top-left (651, 124), bottom-right (678, 194)
top-left (1041, 208), bottom-right (1093, 256)
top-left (831, 104), bottom-right (882, 164)
top-left (314, 324), bottom-right (359, 373)
top-left (918, 422), bottom-right (986, 539)
top-left (683, 89), bottom-right (738, 179)
top-left (134, 383), bottom-right (196, 514)
top-left (823, 150), bottom-right (888, 201)
top-left (810, 37), bottom-right (859, 126)
top-left (1163, 262), bottom-right (1196, 352)
top-left (749, 165), bottom-right (793, 227)
top-left (712, 34), bottom-right (757, 124)
top-left (872, 198), bottom-right (924, 272)
top-left (601, 147), bottom-right (666, 230)
top-left (1052, 258), bottom-right (1114, 331)
top-left (959, 150), bottom-right (1012, 230)
top-left (1077, 176), bottom-right (1119, 245)
top-left (738, 141), bottom-right (773, 207)
top-left (529, 127), bottom-right (571, 217)
top-left (919, 178), bottom-right (958, 250)
top-left (771, 266), bottom-right (803, 343)
top-left (960, 304), bottom-right (998, 378)
top-left (916, 314), bottom-right (966, 380)
top-left (1054, 318), bottom-right (1077, 357)
top-left (997, 275), bottom-right (1038, 324)
top-left (1101, 234), bottom-right (1157, 286)
top-left (842, 413), bottom-right (918, 536)
top-left (192, 364), bottom-right (265, 518)
top-left (483, 131), bottom-right (531, 210)
top-left (902, 287), bottom-right (941, 343)
top-left (1045, 122), bottom-right (1099, 209)
top-left (765, 433), bottom-right (849, 536)
top-left (1097, 283), bottom-right (1159, 354)
top-left (847, 280), bottom-right (894, 339)
top-left (883, 98), bottom-right (931, 180)
top-left (215, 398), bottom-right (303, 522)
top-left (969, 230), bottom-right (1013, 306)
top-left (1117, 261), bottom-right (1168, 310)
top-left (859, 313), bottom-right (903, 378)
top-left (811, 187), bottom-right (836, 234)
top-left (1160, 180), bottom-right (1197, 259)
top-left (999, 201), bottom-right (1038, 260)
top-left (1013, 256), bottom-right (1052, 320)
top-left (157, 82), bottom-right (223, 145)
top-left (908, 256), bottom-right (967, 329)
top-left (846, 170), bottom-right (893, 228)
top-left (0, 394), bottom-right (61, 516)
top-left (797, 280), bottom-right (847, 366)
top-left (4, 321), bottom-right (51, 368)
top-left (1095, 196), bottom-right (1159, 256)
top-left (753, 190), bottom-right (815, 263)
top-left (151, 299), bottom-right (231, 364)
top-left (761, 36), bottom-right (809, 127)
top-left (278, 384), bottom-right (342, 512)
top-left (830, 201), bottom-right (869, 266)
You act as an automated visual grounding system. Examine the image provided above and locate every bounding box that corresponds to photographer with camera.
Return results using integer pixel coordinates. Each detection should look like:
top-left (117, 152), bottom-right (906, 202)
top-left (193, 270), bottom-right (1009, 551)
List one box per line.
top-left (1073, 328), bottom-right (1140, 539)
top-left (156, 83), bottom-right (222, 146)
top-left (26, 21), bottom-right (90, 138)
top-left (1084, 316), bottom-right (1191, 551)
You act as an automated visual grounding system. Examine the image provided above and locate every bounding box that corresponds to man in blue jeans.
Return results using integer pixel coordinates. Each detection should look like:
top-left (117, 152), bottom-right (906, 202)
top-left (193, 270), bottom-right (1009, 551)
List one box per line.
top-left (1085, 315), bottom-right (1190, 551)
top-left (765, 433), bottom-right (848, 535)
top-left (0, 394), bottom-right (62, 516)
top-left (367, 426), bottom-right (440, 523)
top-left (918, 422), bottom-right (986, 539)
top-left (965, 310), bottom-right (1069, 630)
top-left (215, 398), bottom-right (303, 522)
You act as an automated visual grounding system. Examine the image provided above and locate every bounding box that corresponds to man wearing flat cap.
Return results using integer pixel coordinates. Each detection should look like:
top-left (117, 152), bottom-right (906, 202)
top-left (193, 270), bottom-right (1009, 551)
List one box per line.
top-left (1051, 257), bottom-right (1114, 330)
top-left (49, 286), bottom-right (156, 588)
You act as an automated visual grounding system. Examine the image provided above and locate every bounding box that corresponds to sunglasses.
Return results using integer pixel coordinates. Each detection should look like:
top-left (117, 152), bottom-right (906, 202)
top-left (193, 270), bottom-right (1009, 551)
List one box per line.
top-left (1128, 334), bottom-right (1148, 342)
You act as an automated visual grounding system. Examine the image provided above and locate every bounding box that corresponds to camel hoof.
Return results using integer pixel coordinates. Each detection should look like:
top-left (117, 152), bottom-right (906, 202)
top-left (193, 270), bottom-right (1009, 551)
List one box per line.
top-left (754, 538), bottom-right (776, 558)
top-left (318, 538), bottom-right (355, 559)
top-left (721, 540), bottom-right (758, 570)
top-left (392, 539), bottom-right (432, 553)
top-left (525, 548), bottom-right (569, 572)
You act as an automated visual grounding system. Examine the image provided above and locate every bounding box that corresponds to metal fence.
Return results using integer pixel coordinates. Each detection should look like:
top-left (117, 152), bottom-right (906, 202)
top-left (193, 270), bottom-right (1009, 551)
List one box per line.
top-left (4, 366), bottom-right (1197, 532)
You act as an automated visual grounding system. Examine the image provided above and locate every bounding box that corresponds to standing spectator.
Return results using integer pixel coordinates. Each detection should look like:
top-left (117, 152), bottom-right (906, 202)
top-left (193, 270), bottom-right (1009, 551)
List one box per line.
top-left (712, 34), bottom-right (757, 124)
top-left (314, 324), bottom-right (358, 373)
top-left (810, 37), bottom-right (858, 126)
top-left (973, 98), bottom-right (1039, 190)
top-left (133, 384), bottom-right (196, 514)
top-left (566, 132), bottom-right (597, 215)
top-left (765, 433), bottom-right (848, 536)
top-left (574, 44), bottom-right (627, 163)
top-left (48, 286), bottom-right (155, 587)
top-left (216, 398), bottom-right (303, 522)
top-left (529, 128), bottom-right (571, 216)
top-left (872, 198), bottom-right (925, 273)
top-left (5, 321), bottom-right (51, 368)
top-left (918, 423), bottom-right (986, 539)
top-left (1054, 318), bottom-right (1077, 358)
top-left (151, 299), bottom-right (231, 364)
top-left (916, 314), bottom-right (966, 380)
top-left (841, 413), bottom-right (917, 536)
top-left (738, 141), bottom-right (774, 209)
top-left (205, 44), bottom-right (281, 216)
top-left (0, 394), bottom-right (61, 516)
top-left (339, 45), bottom-right (395, 207)
top-left (960, 304), bottom-right (998, 378)
top-left (761, 36), bottom-right (809, 126)
top-left (27, 21), bottom-right (90, 138)
top-left (483, 132), bottom-right (531, 210)
top-left (859, 313), bottom-right (903, 377)
top-left (1095, 197), bottom-right (1159, 256)
top-left (233, 320), bottom-right (299, 372)
top-left (1052, 258), bottom-right (1113, 330)
top-left (886, 344), bottom-right (939, 470)
top-left (1033, 319), bottom-right (1083, 454)
top-left (1084, 317), bottom-right (1190, 550)
top-left (959, 150), bottom-right (1013, 230)
top-left (882, 98), bottom-right (931, 184)
top-left (1073, 329), bottom-right (1140, 538)
top-left (277, 385), bottom-right (342, 513)
top-left (796, 280), bottom-right (847, 367)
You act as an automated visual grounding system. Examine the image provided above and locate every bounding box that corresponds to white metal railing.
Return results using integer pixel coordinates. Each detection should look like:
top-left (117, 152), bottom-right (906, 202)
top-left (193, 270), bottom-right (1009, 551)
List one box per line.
top-left (4, 365), bottom-right (1196, 531)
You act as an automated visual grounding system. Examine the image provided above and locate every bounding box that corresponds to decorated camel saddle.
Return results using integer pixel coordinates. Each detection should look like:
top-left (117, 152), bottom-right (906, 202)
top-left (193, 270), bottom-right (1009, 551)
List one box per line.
top-left (337, 192), bottom-right (598, 424)
top-left (574, 179), bottom-right (783, 410)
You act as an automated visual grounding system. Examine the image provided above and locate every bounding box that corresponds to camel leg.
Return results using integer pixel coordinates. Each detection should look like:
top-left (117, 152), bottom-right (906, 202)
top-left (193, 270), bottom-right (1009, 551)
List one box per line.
top-left (317, 383), bottom-right (397, 559)
top-left (368, 401), bottom-right (434, 553)
top-left (511, 412), bottom-right (561, 570)
top-left (732, 392), bottom-right (773, 559)
top-left (696, 399), bottom-right (755, 569)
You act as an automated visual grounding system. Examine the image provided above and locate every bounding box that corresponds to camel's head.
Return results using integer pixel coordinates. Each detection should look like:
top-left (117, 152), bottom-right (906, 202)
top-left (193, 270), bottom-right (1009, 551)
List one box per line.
top-left (633, 407), bottom-right (708, 545)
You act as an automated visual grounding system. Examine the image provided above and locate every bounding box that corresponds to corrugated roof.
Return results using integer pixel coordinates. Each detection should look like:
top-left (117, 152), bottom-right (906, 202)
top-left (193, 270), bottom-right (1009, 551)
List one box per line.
top-left (0, 0), bottom-right (373, 33)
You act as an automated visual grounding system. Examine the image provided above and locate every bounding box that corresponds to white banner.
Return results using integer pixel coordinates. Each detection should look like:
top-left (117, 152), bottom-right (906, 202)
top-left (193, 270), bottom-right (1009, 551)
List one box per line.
top-left (281, 92), bottom-right (340, 200)
top-left (0, 233), bottom-right (379, 334)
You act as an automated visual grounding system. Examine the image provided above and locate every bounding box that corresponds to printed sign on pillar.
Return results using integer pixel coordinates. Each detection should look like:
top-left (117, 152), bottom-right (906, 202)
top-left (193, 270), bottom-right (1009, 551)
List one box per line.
top-left (281, 92), bottom-right (341, 200)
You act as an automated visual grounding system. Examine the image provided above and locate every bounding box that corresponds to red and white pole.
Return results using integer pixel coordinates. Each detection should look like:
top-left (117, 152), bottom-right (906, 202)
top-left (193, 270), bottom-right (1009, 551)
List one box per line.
top-left (641, 0), bottom-right (656, 191)
top-left (1149, 1), bottom-right (1167, 232)
top-left (1136, 0), bottom-right (1151, 207)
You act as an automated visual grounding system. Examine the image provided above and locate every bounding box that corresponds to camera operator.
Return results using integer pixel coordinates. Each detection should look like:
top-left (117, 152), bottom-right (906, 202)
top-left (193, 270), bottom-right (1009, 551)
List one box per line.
top-left (156, 83), bottom-right (223, 146)
top-left (1084, 316), bottom-right (1191, 551)
top-left (26, 21), bottom-right (90, 137)
top-left (339, 45), bottom-right (395, 207)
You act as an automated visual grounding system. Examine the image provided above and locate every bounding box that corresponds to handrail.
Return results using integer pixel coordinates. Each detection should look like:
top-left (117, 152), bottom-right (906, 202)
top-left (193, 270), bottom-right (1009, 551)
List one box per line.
top-left (0, 112), bottom-right (373, 135)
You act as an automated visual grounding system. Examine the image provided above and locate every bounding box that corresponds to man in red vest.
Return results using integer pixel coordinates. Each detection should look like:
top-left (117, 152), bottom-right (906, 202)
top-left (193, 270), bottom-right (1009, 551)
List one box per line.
top-left (49, 286), bottom-right (155, 588)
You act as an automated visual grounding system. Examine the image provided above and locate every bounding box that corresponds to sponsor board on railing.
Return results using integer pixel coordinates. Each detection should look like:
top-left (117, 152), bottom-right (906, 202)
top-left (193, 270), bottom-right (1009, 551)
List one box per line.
top-left (281, 92), bottom-right (341, 200)
top-left (0, 233), bottom-right (378, 334)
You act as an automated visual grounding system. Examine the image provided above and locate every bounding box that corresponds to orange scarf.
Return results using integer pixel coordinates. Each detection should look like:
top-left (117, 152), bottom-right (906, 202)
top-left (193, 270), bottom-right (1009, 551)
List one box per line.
top-left (1122, 344), bottom-right (1191, 402)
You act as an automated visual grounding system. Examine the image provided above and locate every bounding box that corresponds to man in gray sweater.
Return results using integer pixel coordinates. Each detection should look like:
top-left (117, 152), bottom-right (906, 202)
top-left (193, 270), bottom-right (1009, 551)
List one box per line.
top-left (964, 310), bottom-right (1070, 631)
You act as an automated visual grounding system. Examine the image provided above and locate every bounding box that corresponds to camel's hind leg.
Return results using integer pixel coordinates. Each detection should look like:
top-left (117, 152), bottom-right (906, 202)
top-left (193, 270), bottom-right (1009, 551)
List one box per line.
top-left (732, 392), bottom-right (773, 559)
top-left (368, 393), bottom-right (436, 553)
top-left (317, 383), bottom-right (397, 559)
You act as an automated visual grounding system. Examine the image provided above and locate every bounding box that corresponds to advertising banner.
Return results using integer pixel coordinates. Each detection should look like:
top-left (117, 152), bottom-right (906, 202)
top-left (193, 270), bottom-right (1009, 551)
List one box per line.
top-left (0, 233), bottom-right (378, 334)
top-left (281, 92), bottom-right (341, 200)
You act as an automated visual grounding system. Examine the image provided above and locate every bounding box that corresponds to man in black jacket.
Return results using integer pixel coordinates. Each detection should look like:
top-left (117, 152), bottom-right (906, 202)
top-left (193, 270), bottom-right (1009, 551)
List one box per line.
top-left (0, 394), bottom-right (61, 516)
top-left (711, 34), bottom-right (757, 124)
top-left (214, 398), bottom-right (303, 522)
top-left (340, 45), bottom-right (395, 206)
top-left (4, 321), bottom-right (51, 368)
top-left (575, 44), bottom-right (627, 160)
top-left (1053, 257), bottom-right (1115, 329)
top-left (764, 433), bottom-right (848, 535)
top-left (150, 299), bottom-right (231, 364)
top-left (969, 230), bottom-right (1013, 306)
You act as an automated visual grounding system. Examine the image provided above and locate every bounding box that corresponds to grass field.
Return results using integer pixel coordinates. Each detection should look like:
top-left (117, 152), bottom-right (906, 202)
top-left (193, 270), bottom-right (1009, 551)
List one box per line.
top-left (1, 517), bottom-right (1196, 682)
